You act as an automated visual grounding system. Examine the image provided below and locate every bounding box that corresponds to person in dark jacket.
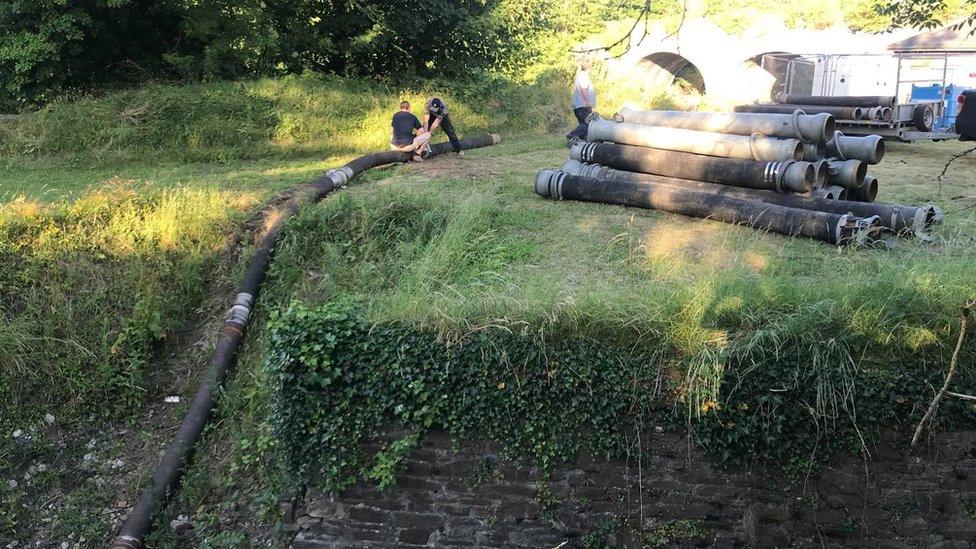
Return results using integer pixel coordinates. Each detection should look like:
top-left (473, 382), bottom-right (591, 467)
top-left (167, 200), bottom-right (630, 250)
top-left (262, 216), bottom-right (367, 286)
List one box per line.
top-left (390, 101), bottom-right (431, 161)
top-left (424, 97), bottom-right (464, 157)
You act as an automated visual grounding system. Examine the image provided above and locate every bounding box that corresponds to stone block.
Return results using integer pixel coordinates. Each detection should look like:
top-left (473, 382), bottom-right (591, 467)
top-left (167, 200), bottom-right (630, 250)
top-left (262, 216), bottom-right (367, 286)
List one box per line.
top-left (348, 528), bottom-right (396, 543)
top-left (349, 505), bottom-right (390, 524)
top-left (398, 527), bottom-right (436, 545)
top-left (392, 511), bottom-right (446, 530)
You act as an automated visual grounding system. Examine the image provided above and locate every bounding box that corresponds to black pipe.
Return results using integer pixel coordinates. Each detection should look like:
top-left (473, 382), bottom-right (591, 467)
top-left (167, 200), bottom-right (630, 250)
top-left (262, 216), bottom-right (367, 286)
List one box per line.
top-left (735, 104), bottom-right (863, 121)
top-left (852, 175), bottom-right (879, 203)
top-left (536, 170), bottom-right (879, 245)
top-left (571, 141), bottom-right (813, 193)
top-left (561, 161), bottom-right (941, 236)
top-left (773, 93), bottom-right (896, 107)
top-left (109, 133), bottom-right (502, 549)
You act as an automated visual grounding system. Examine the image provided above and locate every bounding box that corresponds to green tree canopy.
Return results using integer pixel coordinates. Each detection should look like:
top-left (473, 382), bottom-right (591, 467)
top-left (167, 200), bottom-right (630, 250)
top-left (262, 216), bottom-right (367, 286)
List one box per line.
top-left (0, 0), bottom-right (634, 111)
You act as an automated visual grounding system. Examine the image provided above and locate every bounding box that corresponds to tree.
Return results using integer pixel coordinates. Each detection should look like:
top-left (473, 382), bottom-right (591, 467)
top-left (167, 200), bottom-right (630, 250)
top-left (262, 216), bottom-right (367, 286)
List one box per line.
top-left (0, 0), bottom-right (184, 110)
top-left (876, 0), bottom-right (976, 31)
top-left (0, 0), bottom-right (624, 110)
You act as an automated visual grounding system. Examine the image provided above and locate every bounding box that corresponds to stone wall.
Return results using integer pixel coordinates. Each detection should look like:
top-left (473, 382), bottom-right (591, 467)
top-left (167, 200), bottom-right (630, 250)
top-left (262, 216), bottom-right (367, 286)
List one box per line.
top-left (286, 430), bottom-right (976, 547)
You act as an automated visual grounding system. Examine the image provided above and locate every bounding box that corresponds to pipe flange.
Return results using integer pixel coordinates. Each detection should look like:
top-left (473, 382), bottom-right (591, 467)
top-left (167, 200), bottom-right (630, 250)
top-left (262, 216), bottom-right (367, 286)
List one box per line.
top-left (224, 292), bottom-right (254, 327)
top-left (911, 206), bottom-right (940, 242)
top-left (854, 215), bottom-right (881, 247)
top-left (790, 109), bottom-right (806, 141)
top-left (830, 131), bottom-right (847, 161)
top-left (748, 132), bottom-right (763, 161)
top-left (109, 536), bottom-right (141, 549)
top-left (834, 213), bottom-right (858, 245)
top-left (923, 204), bottom-right (944, 226)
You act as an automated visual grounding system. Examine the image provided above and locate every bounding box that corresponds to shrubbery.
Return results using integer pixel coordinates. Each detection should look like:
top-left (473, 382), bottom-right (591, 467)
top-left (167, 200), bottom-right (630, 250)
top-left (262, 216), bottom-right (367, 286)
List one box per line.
top-left (267, 298), bottom-right (975, 488)
top-left (266, 299), bottom-right (661, 488)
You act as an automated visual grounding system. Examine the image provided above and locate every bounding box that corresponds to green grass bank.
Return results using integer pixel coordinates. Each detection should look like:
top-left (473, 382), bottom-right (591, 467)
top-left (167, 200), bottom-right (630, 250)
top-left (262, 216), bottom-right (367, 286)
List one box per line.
top-left (1, 72), bottom-right (974, 545)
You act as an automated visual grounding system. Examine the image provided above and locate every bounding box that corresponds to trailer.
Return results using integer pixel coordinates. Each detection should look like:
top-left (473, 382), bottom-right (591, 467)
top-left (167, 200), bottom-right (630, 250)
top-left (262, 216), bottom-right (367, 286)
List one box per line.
top-left (765, 51), bottom-right (973, 142)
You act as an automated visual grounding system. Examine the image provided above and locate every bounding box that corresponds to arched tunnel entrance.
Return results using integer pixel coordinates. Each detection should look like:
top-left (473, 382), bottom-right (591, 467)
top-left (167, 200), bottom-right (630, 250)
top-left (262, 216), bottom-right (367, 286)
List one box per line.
top-left (637, 52), bottom-right (706, 95)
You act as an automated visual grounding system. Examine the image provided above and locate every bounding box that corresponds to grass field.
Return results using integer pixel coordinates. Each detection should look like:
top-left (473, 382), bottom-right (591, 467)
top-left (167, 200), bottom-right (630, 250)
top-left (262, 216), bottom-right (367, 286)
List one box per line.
top-left (2, 122), bottom-right (975, 545)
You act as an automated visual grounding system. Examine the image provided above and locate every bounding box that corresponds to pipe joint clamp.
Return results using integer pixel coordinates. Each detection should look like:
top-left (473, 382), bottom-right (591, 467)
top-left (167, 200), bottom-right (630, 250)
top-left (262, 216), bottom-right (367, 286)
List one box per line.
top-left (326, 166), bottom-right (355, 188)
top-left (224, 292), bottom-right (254, 327)
top-left (764, 160), bottom-right (792, 193)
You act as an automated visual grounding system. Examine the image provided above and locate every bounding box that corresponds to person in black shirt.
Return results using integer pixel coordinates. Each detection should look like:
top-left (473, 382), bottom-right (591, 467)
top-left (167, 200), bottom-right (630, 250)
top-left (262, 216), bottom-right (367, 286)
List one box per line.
top-left (390, 101), bottom-right (431, 161)
top-left (424, 97), bottom-right (463, 157)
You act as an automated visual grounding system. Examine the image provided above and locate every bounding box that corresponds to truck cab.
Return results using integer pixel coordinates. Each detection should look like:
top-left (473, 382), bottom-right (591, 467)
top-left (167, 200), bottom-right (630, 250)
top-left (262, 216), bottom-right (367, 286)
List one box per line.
top-left (957, 90), bottom-right (976, 140)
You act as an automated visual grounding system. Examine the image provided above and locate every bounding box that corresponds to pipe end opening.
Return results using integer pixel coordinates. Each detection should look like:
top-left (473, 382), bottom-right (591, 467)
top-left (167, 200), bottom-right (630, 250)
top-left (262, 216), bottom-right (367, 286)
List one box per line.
top-left (864, 176), bottom-right (879, 202)
top-left (535, 170), bottom-right (555, 197)
top-left (792, 141), bottom-right (805, 161)
top-left (854, 162), bottom-right (868, 187)
top-left (821, 115), bottom-right (836, 142)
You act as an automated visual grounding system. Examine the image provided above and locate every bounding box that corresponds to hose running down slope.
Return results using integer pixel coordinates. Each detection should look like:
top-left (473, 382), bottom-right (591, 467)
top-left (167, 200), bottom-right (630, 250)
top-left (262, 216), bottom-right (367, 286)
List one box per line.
top-left (109, 133), bottom-right (501, 549)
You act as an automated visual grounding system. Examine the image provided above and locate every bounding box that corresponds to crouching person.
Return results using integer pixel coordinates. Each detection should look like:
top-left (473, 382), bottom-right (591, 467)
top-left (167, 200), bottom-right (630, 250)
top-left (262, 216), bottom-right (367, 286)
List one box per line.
top-left (391, 101), bottom-right (431, 161)
top-left (424, 97), bottom-right (463, 157)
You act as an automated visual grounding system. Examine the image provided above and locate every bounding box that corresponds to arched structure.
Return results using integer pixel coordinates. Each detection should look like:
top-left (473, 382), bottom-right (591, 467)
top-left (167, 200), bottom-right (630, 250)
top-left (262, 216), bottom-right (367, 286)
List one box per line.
top-left (606, 19), bottom-right (899, 104)
top-left (637, 52), bottom-right (707, 94)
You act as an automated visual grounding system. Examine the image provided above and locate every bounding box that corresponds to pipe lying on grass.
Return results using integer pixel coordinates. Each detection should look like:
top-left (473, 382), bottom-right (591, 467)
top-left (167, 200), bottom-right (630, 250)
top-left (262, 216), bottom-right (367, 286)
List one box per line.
top-left (536, 169), bottom-right (880, 245)
top-left (558, 160), bottom-right (942, 236)
top-left (570, 141), bottom-right (814, 193)
top-left (109, 133), bottom-right (502, 549)
top-left (586, 117), bottom-right (803, 161)
top-left (826, 132), bottom-right (885, 165)
top-left (735, 104), bottom-right (863, 121)
top-left (612, 107), bottom-right (835, 143)
top-left (773, 93), bottom-right (896, 108)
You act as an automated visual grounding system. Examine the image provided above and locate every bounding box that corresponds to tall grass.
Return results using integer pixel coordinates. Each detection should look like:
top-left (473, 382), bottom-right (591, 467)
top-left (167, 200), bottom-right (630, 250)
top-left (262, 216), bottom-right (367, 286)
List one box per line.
top-left (256, 165), bottom-right (974, 459)
top-left (0, 73), bottom-right (573, 163)
top-left (0, 182), bottom-right (261, 431)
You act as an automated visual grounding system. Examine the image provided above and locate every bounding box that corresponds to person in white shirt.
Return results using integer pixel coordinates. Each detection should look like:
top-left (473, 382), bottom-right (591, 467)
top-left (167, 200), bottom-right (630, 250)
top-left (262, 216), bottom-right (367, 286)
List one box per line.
top-left (567, 60), bottom-right (596, 142)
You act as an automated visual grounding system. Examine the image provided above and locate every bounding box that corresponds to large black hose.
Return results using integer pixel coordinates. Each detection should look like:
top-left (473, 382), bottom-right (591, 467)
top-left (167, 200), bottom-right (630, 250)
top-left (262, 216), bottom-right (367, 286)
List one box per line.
top-left (560, 160), bottom-right (942, 236)
top-left (735, 104), bottom-right (864, 121)
top-left (109, 133), bottom-right (501, 549)
top-left (773, 93), bottom-right (896, 107)
top-left (571, 141), bottom-right (814, 193)
top-left (536, 169), bottom-right (879, 245)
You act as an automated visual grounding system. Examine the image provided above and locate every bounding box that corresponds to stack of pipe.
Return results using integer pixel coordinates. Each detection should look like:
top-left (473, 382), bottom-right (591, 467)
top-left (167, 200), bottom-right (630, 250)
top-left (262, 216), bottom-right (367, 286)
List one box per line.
top-left (536, 108), bottom-right (942, 245)
top-left (735, 93), bottom-right (896, 122)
